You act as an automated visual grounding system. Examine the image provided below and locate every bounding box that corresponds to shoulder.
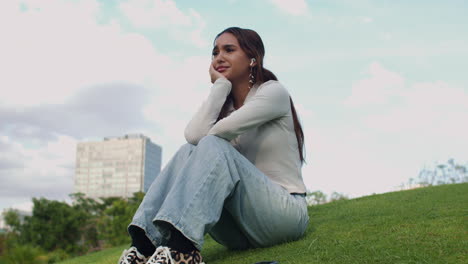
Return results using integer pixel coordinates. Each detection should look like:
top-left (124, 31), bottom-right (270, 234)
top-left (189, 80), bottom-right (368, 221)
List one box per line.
top-left (257, 80), bottom-right (289, 94)
top-left (256, 80), bottom-right (290, 101)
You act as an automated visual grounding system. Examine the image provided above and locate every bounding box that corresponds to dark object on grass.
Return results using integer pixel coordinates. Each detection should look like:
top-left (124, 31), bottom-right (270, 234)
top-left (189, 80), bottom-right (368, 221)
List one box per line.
top-left (254, 262), bottom-right (279, 264)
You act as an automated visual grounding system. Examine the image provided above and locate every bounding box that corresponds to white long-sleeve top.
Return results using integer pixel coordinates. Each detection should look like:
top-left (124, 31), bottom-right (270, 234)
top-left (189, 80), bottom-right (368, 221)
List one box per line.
top-left (184, 78), bottom-right (306, 194)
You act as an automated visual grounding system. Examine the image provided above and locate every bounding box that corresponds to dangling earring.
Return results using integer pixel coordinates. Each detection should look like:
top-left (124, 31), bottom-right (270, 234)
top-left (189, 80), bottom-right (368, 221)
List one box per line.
top-left (248, 58), bottom-right (256, 89)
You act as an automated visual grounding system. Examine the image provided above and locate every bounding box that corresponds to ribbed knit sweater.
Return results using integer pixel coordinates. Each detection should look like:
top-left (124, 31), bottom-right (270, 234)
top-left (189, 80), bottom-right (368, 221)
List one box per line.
top-left (184, 78), bottom-right (306, 194)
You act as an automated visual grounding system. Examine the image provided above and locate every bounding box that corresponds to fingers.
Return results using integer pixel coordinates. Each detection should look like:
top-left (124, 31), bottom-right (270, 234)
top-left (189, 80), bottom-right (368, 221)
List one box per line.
top-left (209, 63), bottom-right (220, 83)
top-left (209, 63), bottom-right (217, 83)
top-left (209, 63), bottom-right (217, 73)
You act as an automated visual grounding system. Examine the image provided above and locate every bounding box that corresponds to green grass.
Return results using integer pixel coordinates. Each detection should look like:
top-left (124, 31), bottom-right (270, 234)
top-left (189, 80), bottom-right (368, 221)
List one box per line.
top-left (59, 183), bottom-right (468, 264)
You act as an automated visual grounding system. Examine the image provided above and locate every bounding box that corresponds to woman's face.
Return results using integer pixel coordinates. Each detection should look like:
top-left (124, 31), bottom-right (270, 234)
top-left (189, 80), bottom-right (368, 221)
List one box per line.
top-left (212, 33), bottom-right (252, 83)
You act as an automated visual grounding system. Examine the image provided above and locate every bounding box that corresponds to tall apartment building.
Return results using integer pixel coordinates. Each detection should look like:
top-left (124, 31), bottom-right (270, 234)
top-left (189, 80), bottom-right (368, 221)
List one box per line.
top-left (74, 134), bottom-right (162, 199)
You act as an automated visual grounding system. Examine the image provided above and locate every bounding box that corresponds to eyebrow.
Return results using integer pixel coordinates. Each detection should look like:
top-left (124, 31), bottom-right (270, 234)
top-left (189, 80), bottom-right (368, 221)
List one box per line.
top-left (212, 44), bottom-right (237, 51)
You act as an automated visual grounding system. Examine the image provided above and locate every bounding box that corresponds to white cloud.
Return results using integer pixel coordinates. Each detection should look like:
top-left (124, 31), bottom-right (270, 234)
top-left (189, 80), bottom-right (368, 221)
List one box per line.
top-left (302, 126), bottom-right (413, 198)
top-left (0, 0), bottom-right (212, 136)
top-left (142, 55), bottom-right (213, 164)
top-left (119, 0), bottom-right (191, 28)
top-left (303, 62), bottom-right (468, 198)
top-left (360, 16), bottom-right (373, 23)
top-left (0, 0), bottom-right (209, 108)
top-left (379, 32), bottom-right (392, 40)
top-left (0, 134), bottom-right (77, 205)
top-left (0, 0), bottom-right (174, 107)
top-left (269, 0), bottom-right (309, 16)
top-left (8, 201), bottom-right (34, 212)
top-left (302, 104), bottom-right (466, 199)
top-left (119, 0), bottom-right (208, 47)
top-left (362, 81), bottom-right (468, 157)
top-left (0, 0), bottom-right (215, 211)
top-left (344, 62), bottom-right (405, 106)
top-left (348, 64), bottom-right (468, 144)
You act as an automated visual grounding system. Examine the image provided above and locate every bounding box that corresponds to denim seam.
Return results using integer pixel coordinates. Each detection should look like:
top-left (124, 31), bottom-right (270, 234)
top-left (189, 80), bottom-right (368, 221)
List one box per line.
top-left (154, 153), bottom-right (226, 250)
top-left (154, 216), bottom-right (203, 251)
top-left (129, 221), bottom-right (161, 247)
top-left (175, 138), bottom-right (232, 225)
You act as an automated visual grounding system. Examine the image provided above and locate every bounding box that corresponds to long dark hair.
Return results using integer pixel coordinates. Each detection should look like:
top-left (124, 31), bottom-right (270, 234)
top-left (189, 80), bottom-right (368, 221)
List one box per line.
top-left (214, 27), bottom-right (305, 163)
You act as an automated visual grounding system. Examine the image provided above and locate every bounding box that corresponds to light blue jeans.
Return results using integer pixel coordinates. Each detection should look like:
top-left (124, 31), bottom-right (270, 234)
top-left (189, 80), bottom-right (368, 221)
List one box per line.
top-left (129, 135), bottom-right (309, 250)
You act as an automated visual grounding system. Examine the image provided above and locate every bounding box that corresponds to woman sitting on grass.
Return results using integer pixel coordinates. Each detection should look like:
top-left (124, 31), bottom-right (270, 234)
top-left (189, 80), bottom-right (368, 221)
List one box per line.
top-left (118, 26), bottom-right (309, 264)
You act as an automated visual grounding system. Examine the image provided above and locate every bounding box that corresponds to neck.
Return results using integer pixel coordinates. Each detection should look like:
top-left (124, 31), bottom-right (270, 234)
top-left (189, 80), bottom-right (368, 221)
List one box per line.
top-left (231, 78), bottom-right (250, 110)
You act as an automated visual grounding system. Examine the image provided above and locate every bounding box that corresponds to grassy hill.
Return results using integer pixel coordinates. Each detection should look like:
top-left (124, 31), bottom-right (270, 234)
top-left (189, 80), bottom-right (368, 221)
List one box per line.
top-left (59, 183), bottom-right (467, 264)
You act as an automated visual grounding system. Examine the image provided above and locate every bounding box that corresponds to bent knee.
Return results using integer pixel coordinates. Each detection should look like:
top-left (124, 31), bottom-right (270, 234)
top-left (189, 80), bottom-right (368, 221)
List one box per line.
top-left (198, 135), bottom-right (229, 148)
top-left (180, 142), bottom-right (195, 152)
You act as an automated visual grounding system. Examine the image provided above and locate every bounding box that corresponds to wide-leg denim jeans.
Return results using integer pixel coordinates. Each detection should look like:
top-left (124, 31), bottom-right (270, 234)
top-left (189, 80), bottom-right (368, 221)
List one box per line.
top-left (129, 135), bottom-right (309, 251)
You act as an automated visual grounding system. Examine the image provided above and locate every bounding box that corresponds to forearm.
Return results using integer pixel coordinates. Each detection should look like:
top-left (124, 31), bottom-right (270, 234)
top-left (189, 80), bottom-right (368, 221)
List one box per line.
top-left (184, 78), bottom-right (232, 144)
top-left (208, 81), bottom-right (290, 141)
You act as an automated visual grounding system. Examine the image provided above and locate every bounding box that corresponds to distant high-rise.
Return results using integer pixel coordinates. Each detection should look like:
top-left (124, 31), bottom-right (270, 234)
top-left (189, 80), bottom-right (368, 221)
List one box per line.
top-left (74, 134), bottom-right (162, 199)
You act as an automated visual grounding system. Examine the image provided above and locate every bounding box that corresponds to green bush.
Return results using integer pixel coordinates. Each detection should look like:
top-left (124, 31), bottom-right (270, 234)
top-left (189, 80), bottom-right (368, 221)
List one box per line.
top-left (1, 244), bottom-right (48, 264)
top-left (0, 192), bottom-right (146, 260)
top-left (47, 249), bottom-right (70, 264)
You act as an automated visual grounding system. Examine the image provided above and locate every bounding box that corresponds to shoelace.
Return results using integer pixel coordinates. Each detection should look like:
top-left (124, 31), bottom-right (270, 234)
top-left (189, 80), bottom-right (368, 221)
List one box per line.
top-left (119, 247), bottom-right (147, 264)
top-left (119, 248), bottom-right (137, 264)
top-left (147, 246), bottom-right (175, 264)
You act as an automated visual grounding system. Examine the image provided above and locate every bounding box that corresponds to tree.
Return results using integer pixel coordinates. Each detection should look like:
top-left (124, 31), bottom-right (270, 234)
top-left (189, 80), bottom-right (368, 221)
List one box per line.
top-left (1, 191), bottom-right (147, 258)
top-left (69, 192), bottom-right (103, 252)
top-left (306, 190), bottom-right (327, 205)
top-left (20, 198), bottom-right (87, 253)
top-left (70, 192), bottom-right (101, 216)
top-left (97, 198), bottom-right (132, 246)
top-left (411, 159), bottom-right (468, 187)
top-left (329, 191), bottom-right (348, 202)
top-left (97, 192), bottom-right (145, 247)
top-left (3, 210), bottom-right (21, 234)
top-left (1, 244), bottom-right (48, 264)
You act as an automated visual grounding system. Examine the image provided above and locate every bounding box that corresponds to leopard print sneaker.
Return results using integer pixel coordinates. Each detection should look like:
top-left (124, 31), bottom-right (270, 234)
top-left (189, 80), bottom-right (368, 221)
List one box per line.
top-left (118, 246), bottom-right (148, 264)
top-left (147, 246), bottom-right (205, 264)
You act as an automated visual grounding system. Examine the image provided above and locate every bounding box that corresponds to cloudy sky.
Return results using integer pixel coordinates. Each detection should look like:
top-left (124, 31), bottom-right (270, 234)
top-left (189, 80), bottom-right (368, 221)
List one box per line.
top-left (1, 0), bottom-right (467, 212)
